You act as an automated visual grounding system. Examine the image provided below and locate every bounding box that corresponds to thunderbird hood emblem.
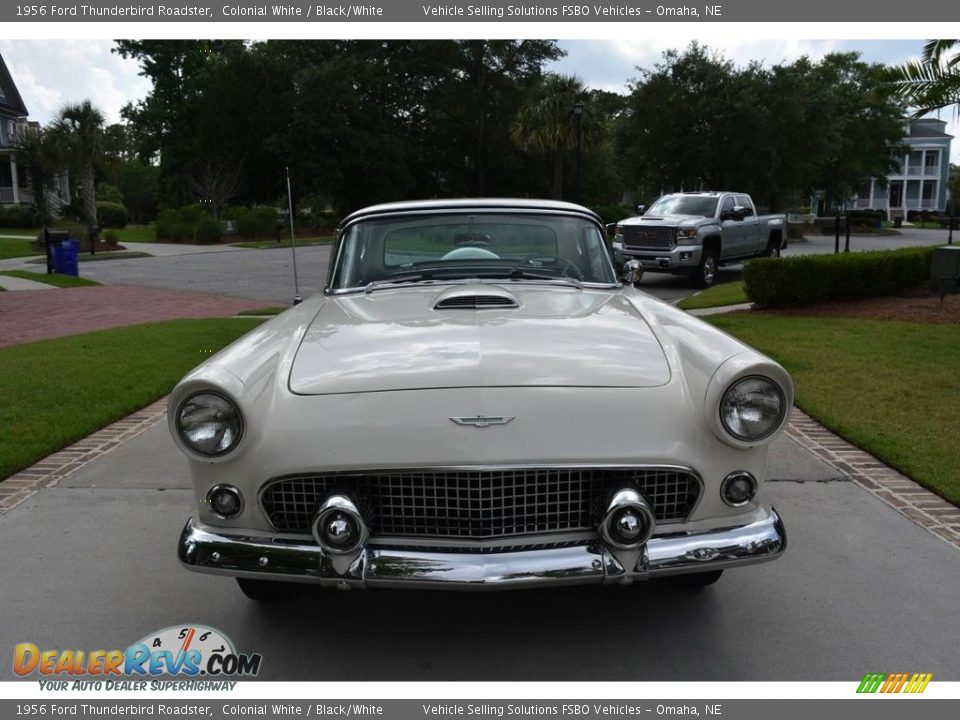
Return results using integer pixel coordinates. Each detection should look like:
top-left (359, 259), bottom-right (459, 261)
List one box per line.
top-left (450, 415), bottom-right (515, 428)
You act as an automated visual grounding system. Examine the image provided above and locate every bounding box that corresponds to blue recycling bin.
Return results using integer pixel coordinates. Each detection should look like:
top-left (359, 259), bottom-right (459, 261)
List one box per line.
top-left (52, 239), bottom-right (80, 277)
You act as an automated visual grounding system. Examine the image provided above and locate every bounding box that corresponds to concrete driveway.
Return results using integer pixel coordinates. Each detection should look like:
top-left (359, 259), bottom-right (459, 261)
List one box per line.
top-left (1, 419), bottom-right (957, 682)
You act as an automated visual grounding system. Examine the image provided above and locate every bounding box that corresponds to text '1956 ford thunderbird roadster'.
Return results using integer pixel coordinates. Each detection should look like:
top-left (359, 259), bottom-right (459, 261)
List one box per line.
top-left (171, 199), bottom-right (791, 599)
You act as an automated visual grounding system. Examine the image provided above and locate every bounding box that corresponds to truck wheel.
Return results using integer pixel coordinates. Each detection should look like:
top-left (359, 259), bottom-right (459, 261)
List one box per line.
top-left (764, 238), bottom-right (781, 258)
top-left (669, 570), bottom-right (723, 587)
top-left (694, 250), bottom-right (718, 288)
top-left (236, 578), bottom-right (300, 601)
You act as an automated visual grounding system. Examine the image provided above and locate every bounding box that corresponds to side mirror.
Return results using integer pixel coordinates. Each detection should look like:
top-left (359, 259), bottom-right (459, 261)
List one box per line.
top-left (636, 205), bottom-right (646, 216)
top-left (622, 259), bottom-right (643, 285)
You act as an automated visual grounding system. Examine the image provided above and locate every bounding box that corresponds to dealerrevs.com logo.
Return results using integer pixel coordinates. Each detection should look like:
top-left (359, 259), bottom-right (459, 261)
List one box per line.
top-left (14, 625), bottom-right (261, 688)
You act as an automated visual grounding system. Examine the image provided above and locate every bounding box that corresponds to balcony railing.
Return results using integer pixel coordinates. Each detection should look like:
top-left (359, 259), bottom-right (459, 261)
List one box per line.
top-left (0, 186), bottom-right (14, 203)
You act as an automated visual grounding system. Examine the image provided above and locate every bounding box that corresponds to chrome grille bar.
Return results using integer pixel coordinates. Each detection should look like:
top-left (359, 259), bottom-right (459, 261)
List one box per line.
top-left (622, 225), bottom-right (675, 250)
top-left (261, 467), bottom-right (700, 538)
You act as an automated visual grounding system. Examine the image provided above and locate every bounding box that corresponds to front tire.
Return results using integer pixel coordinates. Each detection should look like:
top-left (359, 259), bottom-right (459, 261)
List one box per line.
top-left (765, 237), bottom-right (782, 257)
top-left (236, 577), bottom-right (300, 601)
top-left (694, 249), bottom-right (718, 288)
top-left (669, 570), bottom-right (724, 587)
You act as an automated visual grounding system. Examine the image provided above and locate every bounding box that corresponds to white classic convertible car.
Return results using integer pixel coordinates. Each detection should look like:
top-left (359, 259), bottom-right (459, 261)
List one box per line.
top-left (172, 199), bottom-right (791, 600)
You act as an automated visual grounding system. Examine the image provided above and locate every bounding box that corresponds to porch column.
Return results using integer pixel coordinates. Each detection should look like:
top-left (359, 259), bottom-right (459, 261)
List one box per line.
top-left (10, 156), bottom-right (19, 204)
top-left (869, 178), bottom-right (875, 209)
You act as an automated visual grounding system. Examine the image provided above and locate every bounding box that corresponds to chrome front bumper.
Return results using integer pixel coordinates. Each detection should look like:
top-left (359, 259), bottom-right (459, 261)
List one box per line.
top-left (178, 509), bottom-right (786, 590)
top-left (612, 241), bottom-right (702, 271)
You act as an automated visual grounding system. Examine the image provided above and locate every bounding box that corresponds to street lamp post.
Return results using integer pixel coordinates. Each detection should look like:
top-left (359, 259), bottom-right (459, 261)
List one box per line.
top-left (573, 101), bottom-right (584, 204)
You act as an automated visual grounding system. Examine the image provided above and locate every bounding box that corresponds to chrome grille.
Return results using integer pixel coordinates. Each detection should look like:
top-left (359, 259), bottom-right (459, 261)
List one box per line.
top-left (260, 467), bottom-right (700, 538)
top-left (622, 225), bottom-right (675, 250)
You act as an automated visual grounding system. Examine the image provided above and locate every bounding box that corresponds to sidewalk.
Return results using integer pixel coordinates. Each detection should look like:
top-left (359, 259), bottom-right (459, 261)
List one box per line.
top-left (0, 285), bottom-right (268, 347)
top-left (0, 274), bottom-right (51, 291)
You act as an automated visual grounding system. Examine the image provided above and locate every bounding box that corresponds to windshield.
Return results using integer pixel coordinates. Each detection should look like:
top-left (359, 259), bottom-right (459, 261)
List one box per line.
top-left (646, 195), bottom-right (719, 218)
top-left (329, 212), bottom-right (617, 290)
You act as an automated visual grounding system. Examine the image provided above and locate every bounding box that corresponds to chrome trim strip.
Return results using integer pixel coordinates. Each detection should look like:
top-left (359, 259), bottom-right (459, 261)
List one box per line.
top-left (256, 464), bottom-right (705, 534)
top-left (178, 508), bottom-right (785, 591)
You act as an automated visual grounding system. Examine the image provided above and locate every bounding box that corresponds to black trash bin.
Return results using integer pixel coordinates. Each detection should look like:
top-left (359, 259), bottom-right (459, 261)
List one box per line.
top-left (893, 217), bottom-right (903, 229)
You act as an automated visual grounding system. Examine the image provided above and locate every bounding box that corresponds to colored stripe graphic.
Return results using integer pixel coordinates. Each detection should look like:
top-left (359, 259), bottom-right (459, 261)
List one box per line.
top-left (857, 672), bottom-right (932, 693)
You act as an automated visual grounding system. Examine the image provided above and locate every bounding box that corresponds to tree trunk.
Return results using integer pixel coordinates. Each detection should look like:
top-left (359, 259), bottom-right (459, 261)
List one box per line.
top-left (551, 148), bottom-right (564, 200)
top-left (82, 161), bottom-right (97, 233)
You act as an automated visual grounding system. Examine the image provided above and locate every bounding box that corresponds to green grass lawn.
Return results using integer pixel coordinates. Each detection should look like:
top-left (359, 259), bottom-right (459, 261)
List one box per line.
top-left (231, 236), bottom-right (334, 249)
top-left (0, 270), bottom-right (100, 288)
top-left (0, 318), bottom-right (262, 482)
top-left (236, 306), bottom-right (288, 316)
top-left (0, 237), bottom-right (38, 260)
top-left (109, 225), bottom-right (156, 243)
top-left (708, 313), bottom-right (960, 504)
top-left (677, 281), bottom-right (748, 310)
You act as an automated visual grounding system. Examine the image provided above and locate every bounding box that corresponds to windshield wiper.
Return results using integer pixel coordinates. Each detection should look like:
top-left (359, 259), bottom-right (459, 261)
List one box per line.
top-left (508, 269), bottom-right (583, 288)
top-left (363, 272), bottom-right (435, 293)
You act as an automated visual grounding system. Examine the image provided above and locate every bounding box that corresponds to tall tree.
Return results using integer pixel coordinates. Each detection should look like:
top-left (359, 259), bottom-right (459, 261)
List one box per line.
top-left (14, 124), bottom-right (59, 224)
top-left (49, 100), bottom-right (106, 234)
top-left (510, 74), bottom-right (608, 200)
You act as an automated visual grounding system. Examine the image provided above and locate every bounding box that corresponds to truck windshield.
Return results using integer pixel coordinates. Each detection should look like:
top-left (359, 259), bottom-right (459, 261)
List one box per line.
top-left (329, 212), bottom-right (617, 291)
top-left (646, 196), bottom-right (719, 217)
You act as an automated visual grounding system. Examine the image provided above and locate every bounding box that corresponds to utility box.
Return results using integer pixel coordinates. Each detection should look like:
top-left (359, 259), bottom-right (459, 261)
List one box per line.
top-left (929, 246), bottom-right (960, 294)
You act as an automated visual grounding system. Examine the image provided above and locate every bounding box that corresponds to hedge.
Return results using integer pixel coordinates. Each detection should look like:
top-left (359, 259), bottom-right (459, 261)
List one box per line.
top-left (743, 247), bottom-right (936, 308)
top-left (194, 216), bottom-right (222, 245)
top-left (235, 206), bottom-right (278, 238)
top-left (0, 205), bottom-right (40, 228)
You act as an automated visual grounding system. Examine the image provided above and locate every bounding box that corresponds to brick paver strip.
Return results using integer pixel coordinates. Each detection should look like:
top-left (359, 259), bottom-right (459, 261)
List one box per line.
top-left (0, 286), bottom-right (268, 347)
top-left (1, 402), bottom-right (958, 554)
top-left (0, 398), bottom-right (168, 512)
top-left (786, 408), bottom-right (960, 550)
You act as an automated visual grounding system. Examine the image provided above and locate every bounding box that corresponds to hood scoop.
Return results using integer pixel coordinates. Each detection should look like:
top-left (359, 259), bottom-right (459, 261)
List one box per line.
top-left (433, 287), bottom-right (519, 310)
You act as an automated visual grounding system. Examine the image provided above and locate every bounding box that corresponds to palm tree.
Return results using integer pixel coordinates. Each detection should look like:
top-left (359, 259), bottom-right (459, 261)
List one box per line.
top-left (49, 100), bottom-right (106, 237)
top-left (511, 74), bottom-right (608, 200)
top-left (14, 124), bottom-right (60, 224)
top-left (882, 40), bottom-right (960, 116)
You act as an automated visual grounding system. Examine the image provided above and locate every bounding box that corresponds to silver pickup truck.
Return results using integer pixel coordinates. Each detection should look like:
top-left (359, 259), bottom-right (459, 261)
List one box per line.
top-left (611, 191), bottom-right (786, 287)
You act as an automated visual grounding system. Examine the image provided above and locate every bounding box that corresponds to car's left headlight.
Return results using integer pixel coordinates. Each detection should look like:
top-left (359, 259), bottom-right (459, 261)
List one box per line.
top-left (719, 376), bottom-right (786, 442)
top-left (176, 391), bottom-right (243, 457)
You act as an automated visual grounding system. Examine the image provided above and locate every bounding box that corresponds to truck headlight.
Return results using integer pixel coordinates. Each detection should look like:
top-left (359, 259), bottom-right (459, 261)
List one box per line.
top-left (677, 227), bottom-right (697, 240)
top-left (719, 376), bottom-right (786, 442)
top-left (176, 392), bottom-right (243, 457)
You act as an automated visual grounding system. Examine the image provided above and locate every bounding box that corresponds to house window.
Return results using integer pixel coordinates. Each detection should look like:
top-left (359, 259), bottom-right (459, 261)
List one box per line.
top-left (924, 151), bottom-right (939, 171)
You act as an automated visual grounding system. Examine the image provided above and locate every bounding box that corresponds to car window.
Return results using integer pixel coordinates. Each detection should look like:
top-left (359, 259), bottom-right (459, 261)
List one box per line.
top-left (735, 196), bottom-right (755, 216)
top-left (720, 197), bottom-right (735, 215)
top-left (331, 212), bottom-right (617, 290)
top-left (646, 195), bottom-right (719, 217)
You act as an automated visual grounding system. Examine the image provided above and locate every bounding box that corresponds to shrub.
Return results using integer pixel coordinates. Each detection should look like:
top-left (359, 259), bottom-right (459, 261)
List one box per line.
top-left (0, 204), bottom-right (40, 228)
top-left (846, 209), bottom-right (884, 228)
top-left (154, 209), bottom-right (192, 242)
top-left (193, 216), bottom-right (222, 245)
top-left (96, 202), bottom-right (129, 229)
top-left (236, 206), bottom-right (278, 238)
top-left (591, 206), bottom-right (633, 225)
top-left (743, 247), bottom-right (936, 309)
top-left (103, 230), bottom-right (119, 244)
top-left (96, 182), bottom-right (125, 205)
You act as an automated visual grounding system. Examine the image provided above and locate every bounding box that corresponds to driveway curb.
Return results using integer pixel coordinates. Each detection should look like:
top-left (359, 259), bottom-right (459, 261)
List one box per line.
top-left (2, 400), bottom-right (958, 553)
top-left (786, 408), bottom-right (960, 550)
top-left (0, 398), bottom-right (168, 513)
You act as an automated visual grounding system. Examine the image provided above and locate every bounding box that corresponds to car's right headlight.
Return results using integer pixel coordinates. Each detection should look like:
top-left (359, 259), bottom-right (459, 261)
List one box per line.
top-left (176, 391), bottom-right (243, 457)
top-left (719, 376), bottom-right (786, 442)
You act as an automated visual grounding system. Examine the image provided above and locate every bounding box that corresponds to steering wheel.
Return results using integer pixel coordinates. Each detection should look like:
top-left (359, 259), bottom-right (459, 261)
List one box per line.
top-left (441, 247), bottom-right (501, 261)
top-left (527, 255), bottom-right (584, 281)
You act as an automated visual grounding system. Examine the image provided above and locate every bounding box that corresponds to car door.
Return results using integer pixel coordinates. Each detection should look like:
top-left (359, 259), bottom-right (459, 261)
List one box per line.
top-left (718, 196), bottom-right (745, 259)
top-left (736, 195), bottom-right (763, 255)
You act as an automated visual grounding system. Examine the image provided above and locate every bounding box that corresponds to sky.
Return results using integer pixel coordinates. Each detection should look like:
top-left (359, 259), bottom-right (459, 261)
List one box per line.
top-left (1, 38), bottom-right (957, 162)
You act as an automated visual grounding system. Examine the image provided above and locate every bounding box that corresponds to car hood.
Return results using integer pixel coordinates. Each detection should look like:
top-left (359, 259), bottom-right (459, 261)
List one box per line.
top-left (289, 284), bottom-right (671, 395)
top-left (621, 214), bottom-right (705, 226)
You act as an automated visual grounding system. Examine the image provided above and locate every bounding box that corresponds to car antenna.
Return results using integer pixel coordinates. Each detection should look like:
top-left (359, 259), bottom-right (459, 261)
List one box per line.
top-left (286, 166), bottom-right (302, 305)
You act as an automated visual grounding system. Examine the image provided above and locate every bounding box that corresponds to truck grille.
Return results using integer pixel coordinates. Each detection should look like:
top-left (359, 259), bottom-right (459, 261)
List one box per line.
top-left (260, 467), bottom-right (701, 539)
top-left (622, 225), bottom-right (675, 250)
